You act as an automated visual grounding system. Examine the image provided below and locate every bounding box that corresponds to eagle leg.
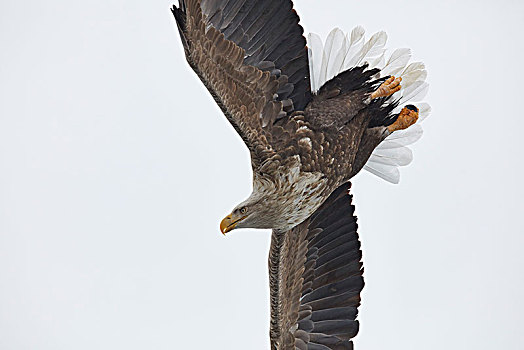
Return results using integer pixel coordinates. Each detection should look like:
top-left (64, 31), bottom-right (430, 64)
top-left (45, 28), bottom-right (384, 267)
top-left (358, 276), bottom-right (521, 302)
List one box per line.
top-left (388, 105), bottom-right (419, 132)
top-left (370, 76), bottom-right (402, 99)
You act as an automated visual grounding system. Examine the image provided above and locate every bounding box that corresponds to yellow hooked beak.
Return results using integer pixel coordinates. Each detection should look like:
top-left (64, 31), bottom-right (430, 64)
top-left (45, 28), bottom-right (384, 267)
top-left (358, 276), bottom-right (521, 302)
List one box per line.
top-left (220, 213), bottom-right (247, 234)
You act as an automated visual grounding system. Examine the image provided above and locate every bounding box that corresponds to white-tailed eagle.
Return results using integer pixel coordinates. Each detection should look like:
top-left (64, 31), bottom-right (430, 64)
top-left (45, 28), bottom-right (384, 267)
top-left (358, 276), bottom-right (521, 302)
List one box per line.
top-left (171, 0), bottom-right (430, 348)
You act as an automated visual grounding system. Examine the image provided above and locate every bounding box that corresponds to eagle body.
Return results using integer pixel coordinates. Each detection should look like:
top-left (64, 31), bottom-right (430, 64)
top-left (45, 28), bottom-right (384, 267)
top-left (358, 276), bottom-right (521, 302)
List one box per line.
top-left (171, 0), bottom-right (430, 348)
top-left (219, 64), bottom-right (394, 230)
top-left (246, 87), bottom-right (390, 230)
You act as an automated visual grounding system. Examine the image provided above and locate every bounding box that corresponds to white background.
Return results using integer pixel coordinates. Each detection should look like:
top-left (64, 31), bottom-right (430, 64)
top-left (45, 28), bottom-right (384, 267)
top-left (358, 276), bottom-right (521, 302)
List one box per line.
top-left (1, 0), bottom-right (523, 349)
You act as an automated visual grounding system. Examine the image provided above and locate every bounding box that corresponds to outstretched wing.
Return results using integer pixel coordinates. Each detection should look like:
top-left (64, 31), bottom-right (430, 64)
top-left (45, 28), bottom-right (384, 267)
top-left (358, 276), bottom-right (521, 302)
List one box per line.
top-left (171, 0), bottom-right (311, 167)
top-left (269, 183), bottom-right (364, 350)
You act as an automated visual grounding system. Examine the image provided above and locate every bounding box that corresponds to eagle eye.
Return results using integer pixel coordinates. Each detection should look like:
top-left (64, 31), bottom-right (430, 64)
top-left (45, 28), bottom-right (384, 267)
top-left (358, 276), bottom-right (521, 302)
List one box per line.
top-left (239, 207), bottom-right (247, 214)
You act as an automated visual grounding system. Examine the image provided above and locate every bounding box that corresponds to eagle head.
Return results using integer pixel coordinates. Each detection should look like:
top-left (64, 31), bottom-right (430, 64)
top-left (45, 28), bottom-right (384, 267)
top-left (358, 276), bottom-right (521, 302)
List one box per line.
top-left (219, 193), bottom-right (279, 234)
top-left (220, 168), bottom-right (328, 234)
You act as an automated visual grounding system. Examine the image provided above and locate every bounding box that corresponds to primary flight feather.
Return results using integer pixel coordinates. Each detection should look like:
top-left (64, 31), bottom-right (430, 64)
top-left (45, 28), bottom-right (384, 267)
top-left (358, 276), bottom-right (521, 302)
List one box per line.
top-left (171, 0), bottom-right (430, 348)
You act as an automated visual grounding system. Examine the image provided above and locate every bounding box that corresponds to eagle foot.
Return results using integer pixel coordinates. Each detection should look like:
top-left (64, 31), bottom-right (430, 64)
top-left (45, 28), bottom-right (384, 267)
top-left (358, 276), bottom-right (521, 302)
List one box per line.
top-left (371, 76), bottom-right (402, 99)
top-left (388, 105), bottom-right (419, 132)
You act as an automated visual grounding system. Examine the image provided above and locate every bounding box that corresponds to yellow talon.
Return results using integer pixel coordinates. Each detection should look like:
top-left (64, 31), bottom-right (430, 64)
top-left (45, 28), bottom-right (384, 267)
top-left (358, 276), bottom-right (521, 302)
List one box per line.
top-left (388, 105), bottom-right (419, 132)
top-left (371, 76), bottom-right (402, 99)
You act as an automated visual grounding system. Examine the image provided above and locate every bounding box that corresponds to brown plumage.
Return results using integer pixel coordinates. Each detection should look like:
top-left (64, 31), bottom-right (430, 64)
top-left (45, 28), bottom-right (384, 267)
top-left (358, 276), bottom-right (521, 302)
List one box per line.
top-left (171, 0), bottom-right (420, 348)
top-left (268, 183), bottom-right (362, 349)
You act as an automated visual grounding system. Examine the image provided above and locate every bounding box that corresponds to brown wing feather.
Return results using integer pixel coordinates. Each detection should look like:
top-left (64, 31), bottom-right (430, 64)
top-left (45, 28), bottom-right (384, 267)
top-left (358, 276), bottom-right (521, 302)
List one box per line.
top-left (172, 0), bottom-right (311, 168)
top-left (199, 0), bottom-right (312, 113)
top-left (269, 183), bottom-right (363, 350)
top-left (172, 0), bottom-right (282, 166)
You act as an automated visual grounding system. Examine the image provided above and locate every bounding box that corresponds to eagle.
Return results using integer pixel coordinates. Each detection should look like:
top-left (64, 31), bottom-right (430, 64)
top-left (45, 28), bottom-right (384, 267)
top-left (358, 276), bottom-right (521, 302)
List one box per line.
top-left (171, 0), bottom-right (430, 349)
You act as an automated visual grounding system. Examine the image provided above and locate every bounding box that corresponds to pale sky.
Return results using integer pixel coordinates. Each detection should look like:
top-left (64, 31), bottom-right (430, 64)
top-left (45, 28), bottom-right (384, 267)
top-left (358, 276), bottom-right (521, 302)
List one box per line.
top-left (1, 1), bottom-right (523, 349)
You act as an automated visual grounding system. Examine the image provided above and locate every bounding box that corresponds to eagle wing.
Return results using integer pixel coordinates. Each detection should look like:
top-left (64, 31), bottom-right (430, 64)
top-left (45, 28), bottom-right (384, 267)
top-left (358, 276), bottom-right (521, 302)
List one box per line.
top-left (171, 0), bottom-right (311, 167)
top-left (269, 183), bottom-right (364, 350)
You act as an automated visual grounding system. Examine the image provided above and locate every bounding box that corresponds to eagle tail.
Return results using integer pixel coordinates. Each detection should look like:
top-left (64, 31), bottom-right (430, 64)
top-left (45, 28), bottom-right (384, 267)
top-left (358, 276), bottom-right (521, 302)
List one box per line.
top-left (307, 27), bottom-right (431, 184)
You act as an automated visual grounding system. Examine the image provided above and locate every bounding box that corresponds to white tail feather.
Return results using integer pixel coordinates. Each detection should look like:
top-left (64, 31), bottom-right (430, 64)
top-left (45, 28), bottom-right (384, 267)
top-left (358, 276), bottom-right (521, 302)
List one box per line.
top-left (418, 103), bottom-right (431, 122)
top-left (349, 31), bottom-right (387, 69)
top-left (307, 26), bottom-right (431, 184)
top-left (364, 163), bottom-right (400, 184)
top-left (369, 146), bottom-right (413, 166)
top-left (401, 62), bottom-right (427, 89)
top-left (379, 124), bottom-right (424, 148)
top-left (342, 27), bottom-right (366, 71)
top-left (399, 81), bottom-right (429, 104)
top-left (381, 48), bottom-right (411, 77)
top-left (324, 29), bottom-right (347, 82)
top-left (307, 33), bottom-right (324, 93)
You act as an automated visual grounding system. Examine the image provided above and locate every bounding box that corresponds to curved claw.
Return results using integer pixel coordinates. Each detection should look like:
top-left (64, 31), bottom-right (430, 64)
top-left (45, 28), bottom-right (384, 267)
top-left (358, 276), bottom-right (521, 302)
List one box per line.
top-left (388, 105), bottom-right (419, 132)
top-left (371, 76), bottom-right (402, 99)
